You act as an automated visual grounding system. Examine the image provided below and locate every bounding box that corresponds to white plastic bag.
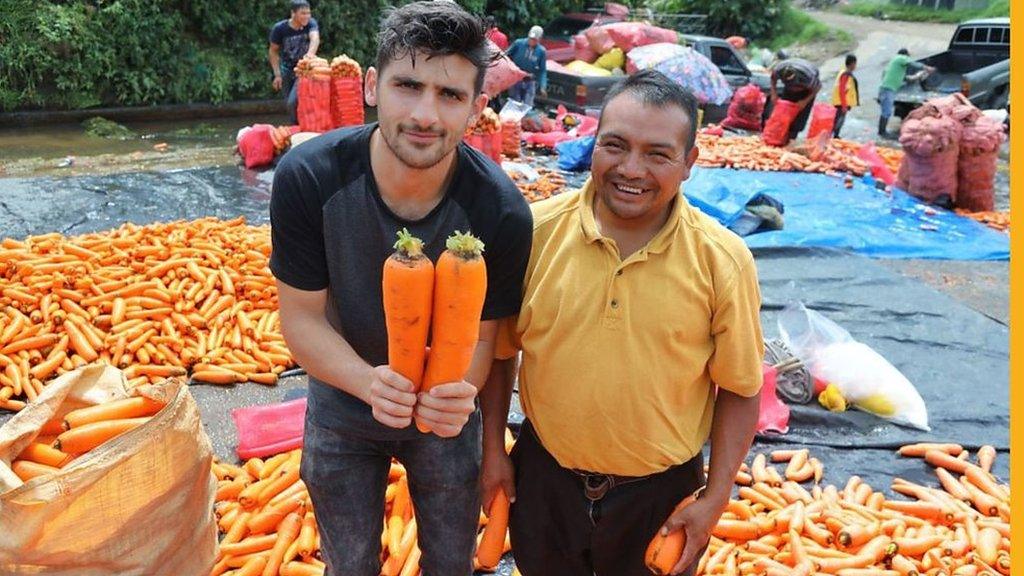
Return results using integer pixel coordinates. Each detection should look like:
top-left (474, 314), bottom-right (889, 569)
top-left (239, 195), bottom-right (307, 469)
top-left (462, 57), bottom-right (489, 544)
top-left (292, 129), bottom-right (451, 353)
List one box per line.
top-left (498, 99), bottom-right (533, 124)
top-left (778, 302), bottom-right (930, 431)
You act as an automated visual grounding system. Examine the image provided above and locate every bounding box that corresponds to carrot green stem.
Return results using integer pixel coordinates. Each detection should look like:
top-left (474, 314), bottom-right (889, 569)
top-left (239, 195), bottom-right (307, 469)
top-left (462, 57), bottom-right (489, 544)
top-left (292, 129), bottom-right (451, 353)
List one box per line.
top-left (445, 231), bottom-right (485, 259)
top-left (393, 228), bottom-right (426, 259)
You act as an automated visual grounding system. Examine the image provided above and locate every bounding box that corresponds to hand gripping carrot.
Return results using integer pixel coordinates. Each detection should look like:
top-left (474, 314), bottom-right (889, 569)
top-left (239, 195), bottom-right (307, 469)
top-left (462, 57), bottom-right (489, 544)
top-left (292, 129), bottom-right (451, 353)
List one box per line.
top-left (644, 492), bottom-right (700, 575)
top-left (416, 231), bottom-right (486, 433)
top-left (383, 229), bottom-right (434, 392)
top-left (476, 488), bottom-right (510, 569)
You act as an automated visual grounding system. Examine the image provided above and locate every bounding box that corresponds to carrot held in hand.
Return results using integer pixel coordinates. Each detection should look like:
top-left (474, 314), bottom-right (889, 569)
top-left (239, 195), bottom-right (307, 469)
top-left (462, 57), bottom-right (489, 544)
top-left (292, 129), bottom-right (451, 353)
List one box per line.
top-left (476, 488), bottom-right (510, 569)
top-left (383, 228), bottom-right (434, 392)
top-left (644, 491), bottom-right (700, 575)
top-left (417, 231), bottom-right (487, 433)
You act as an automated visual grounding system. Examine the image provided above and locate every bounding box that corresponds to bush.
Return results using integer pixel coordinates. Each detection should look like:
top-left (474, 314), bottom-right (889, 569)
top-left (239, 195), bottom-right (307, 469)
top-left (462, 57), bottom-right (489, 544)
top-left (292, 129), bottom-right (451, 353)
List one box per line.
top-left (644, 0), bottom-right (787, 41)
top-left (840, 0), bottom-right (1008, 23)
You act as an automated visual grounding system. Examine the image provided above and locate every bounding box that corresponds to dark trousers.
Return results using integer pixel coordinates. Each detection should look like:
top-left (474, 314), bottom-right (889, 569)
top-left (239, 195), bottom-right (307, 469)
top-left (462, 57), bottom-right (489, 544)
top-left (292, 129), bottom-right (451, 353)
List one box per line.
top-left (509, 420), bottom-right (706, 576)
top-left (300, 411), bottom-right (482, 576)
top-left (833, 106), bottom-right (848, 138)
top-left (281, 65), bottom-right (299, 125)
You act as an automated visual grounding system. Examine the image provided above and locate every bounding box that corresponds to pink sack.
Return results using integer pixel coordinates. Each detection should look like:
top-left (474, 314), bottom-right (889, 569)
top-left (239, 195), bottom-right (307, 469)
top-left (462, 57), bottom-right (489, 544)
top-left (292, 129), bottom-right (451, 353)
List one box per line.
top-left (898, 115), bottom-right (961, 205)
top-left (524, 131), bottom-right (576, 148)
top-left (857, 142), bottom-right (897, 186)
top-left (806, 102), bottom-right (837, 141)
top-left (956, 116), bottom-right (1005, 212)
top-left (757, 365), bottom-right (791, 435)
top-left (573, 33), bottom-right (598, 63)
top-left (237, 124), bottom-right (276, 169)
top-left (483, 41), bottom-right (527, 97)
top-left (231, 397), bottom-right (307, 459)
top-left (585, 26), bottom-right (615, 55)
top-left (605, 22), bottom-right (678, 52)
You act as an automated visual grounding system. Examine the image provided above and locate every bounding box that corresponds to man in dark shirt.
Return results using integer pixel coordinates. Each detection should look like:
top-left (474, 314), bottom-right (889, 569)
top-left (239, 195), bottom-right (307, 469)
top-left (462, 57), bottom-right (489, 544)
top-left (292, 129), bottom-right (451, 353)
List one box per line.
top-left (765, 57), bottom-right (821, 143)
top-left (269, 0), bottom-right (320, 123)
top-left (269, 2), bottom-right (532, 574)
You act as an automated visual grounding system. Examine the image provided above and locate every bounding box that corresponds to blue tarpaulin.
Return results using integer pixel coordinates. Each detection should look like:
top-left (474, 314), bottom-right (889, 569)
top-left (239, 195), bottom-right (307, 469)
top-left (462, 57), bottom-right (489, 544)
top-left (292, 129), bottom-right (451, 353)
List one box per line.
top-left (682, 167), bottom-right (1009, 260)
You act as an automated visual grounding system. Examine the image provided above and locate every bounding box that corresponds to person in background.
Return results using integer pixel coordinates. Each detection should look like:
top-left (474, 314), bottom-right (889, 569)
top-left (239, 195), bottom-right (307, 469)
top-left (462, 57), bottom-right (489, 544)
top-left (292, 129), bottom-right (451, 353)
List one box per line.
top-left (878, 48), bottom-right (935, 139)
top-left (831, 54), bottom-right (859, 138)
top-left (766, 57), bottom-right (821, 142)
top-left (506, 26), bottom-right (547, 107)
top-left (486, 16), bottom-right (509, 51)
top-left (269, 0), bottom-right (320, 124)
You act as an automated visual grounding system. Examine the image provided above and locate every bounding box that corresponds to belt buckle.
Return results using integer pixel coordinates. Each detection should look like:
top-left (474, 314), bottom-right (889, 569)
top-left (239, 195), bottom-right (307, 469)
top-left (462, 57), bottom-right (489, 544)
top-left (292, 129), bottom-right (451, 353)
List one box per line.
top-left (583, 474), bottom-right (613, 501)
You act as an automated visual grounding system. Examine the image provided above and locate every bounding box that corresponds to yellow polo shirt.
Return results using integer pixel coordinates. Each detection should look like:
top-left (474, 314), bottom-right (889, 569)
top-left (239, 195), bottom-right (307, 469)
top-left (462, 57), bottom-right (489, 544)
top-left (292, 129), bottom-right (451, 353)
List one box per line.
top-left (499, 179), bottom-right (764, 477)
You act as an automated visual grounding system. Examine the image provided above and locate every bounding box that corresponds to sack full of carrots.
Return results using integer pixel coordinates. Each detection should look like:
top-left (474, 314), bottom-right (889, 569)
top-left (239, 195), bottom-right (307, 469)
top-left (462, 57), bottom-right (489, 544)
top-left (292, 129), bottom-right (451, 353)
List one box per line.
top-left (330, 55), bottom-right (364, 128)
top-left (0, 364), bottom-right (217, 575)
top-left (295, 56), bottom-right (334, 133)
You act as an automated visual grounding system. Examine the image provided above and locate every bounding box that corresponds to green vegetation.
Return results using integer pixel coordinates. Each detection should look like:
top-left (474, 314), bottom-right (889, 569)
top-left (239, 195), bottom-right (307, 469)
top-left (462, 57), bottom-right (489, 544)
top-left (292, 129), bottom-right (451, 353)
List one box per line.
top-left (839, 0), bottom-right (1008, 24)
top-left (83, 117), bottom-right (136, 140)
top-left (766, 4), bottom-right (852, 51)
top-left (646, 0), bottom-right (787, 41)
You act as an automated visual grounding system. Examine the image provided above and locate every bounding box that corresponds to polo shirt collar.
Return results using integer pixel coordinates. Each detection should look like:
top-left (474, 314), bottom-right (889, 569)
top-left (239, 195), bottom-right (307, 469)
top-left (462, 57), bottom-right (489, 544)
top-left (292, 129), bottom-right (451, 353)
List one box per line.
top-left (577, 177), bottom-right (684, 255)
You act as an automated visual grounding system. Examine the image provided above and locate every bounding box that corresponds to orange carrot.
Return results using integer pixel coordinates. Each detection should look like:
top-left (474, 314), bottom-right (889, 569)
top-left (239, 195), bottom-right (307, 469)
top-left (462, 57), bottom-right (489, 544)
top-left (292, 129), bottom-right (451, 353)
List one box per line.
top-left (63, 395), bottom-right (165, 429)
top-left (383, 229), bottom-right (434, 391)
top-left (17, 442), bottom-right (71, 468)
top-left (263, 511), bottom-right (304, 576)
top-left (477, 488), bottom-right (511, 569)
top-left (12, 459), bottom-right (60, 481)
top-left (975, 527), bottom-right (1000, 565)
top-left (417, 232), bottom-right (486, 433)
top-left (235, 555), bottom-right (268, 576)
top-left (976, 445), bottom-right (996, 473)
top-left (924, 450), bottom-right (969, 474)
top-left (898, 443), bottom-right (963, 458)
top-left (643, 491), bottom-right (700, 575)
top-left (55, 417), bottom-right (150, 453)
top-left (280, 563), bottom-right (324, 576)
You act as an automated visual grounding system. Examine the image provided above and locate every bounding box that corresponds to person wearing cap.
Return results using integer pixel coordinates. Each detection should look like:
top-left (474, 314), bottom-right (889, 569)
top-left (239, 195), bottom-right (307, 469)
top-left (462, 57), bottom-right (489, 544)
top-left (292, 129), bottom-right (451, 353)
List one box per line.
top-left (506, 26), bottom-right (548, 107)
top-left (878, 48), bottom-right (935, 139)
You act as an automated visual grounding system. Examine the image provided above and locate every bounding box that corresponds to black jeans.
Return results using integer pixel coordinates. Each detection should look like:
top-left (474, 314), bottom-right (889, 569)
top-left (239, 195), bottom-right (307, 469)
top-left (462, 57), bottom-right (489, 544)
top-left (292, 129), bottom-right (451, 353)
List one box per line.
top-left (280, 65), bottom-right (299, 125)
top-left (301, 411), bottom-right (482, 576)
top-left (509, 420), bottom-right (706, 576)
top-left (833, 106), bottom-right (848, 138)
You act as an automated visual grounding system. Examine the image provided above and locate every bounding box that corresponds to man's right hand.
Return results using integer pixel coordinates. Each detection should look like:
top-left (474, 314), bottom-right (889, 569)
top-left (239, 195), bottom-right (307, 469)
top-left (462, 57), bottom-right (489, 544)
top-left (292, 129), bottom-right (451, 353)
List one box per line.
top-left (480, 447), bottom-right (516, 515)
top-left (368, 366), bottom-right (418, 429)
top-left (273, 75), bottom-right (283, 91)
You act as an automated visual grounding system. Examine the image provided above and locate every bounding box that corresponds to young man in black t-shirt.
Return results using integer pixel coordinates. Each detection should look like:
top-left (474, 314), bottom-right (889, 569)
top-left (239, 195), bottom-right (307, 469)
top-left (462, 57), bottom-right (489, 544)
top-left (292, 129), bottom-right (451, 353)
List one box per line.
top-left (269, 2), bottom-right (532, 574)
top-left (269, 0), bottom-right (320, 123)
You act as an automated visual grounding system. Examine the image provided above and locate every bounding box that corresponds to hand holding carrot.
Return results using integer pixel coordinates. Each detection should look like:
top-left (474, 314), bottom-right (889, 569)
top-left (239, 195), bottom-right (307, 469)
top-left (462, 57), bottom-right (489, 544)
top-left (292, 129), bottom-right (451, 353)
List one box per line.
top-left (480, 444), bottom-right (516, 515)
top-left (414, 380), bottom-right (477, 438)
top-left (659, 493), bottom-right (725, 575)
top-left (368, 365), bottom-right (418, 429)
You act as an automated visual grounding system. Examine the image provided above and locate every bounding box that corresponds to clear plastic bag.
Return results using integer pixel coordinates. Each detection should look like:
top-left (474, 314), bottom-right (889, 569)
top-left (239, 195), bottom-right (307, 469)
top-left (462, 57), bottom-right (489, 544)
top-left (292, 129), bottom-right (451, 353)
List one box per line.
top-left (777, 302), bottom-right (930, 431)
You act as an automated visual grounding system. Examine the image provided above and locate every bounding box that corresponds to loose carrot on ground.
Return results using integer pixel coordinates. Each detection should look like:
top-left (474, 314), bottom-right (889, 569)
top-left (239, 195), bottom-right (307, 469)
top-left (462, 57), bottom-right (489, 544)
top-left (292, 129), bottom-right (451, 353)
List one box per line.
top-left (383, 229), bottom-right (434, 392)
top-left (898, 443), bottom-right (964, 458)
top-left (416, 232), bottom-right (487, 434)
top-left (976, 445), bottom-right (996, 473)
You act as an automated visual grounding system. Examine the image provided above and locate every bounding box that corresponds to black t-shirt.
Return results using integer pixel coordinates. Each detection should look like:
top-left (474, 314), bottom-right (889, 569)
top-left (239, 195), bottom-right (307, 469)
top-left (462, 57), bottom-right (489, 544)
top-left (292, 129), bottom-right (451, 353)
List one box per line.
top-left (269, 124), bottom-right (533, 439)
top-left (269, 18), bottom-right (319, 71)
top-left (773, 58), bottom-right (821, 100)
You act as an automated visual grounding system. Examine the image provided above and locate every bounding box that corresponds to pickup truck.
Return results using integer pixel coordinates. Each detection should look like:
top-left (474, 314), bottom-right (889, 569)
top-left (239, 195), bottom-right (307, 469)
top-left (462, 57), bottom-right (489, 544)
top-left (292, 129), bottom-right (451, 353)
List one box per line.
top-left (540, 10), bottom-right (628, 63)
top-left (535, 35), bottom-right (770, 124)
top-left (893, 17), bottom-right (1009, 118)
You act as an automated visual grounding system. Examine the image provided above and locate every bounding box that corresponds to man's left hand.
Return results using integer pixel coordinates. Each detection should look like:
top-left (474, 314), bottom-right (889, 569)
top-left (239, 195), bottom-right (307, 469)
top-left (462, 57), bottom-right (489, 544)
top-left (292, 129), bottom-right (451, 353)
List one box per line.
top-left (539, 89), bottom-right (547, 98)
top-left (660, 495), bottom-right (727, 575)
top-left (416, 381), bottom-right (478, 438)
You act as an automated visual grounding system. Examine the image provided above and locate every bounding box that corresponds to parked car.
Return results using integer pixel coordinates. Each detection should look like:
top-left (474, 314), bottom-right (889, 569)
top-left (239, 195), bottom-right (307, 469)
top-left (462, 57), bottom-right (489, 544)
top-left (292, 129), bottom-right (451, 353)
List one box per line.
top-left (893, 17), bottom-right (1009, 118)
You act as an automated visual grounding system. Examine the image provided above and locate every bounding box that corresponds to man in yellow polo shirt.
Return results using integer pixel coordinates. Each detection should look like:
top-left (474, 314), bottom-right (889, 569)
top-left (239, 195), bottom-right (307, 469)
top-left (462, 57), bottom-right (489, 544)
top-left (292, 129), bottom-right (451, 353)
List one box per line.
top-left (478, 69), bottom-right (764, 576)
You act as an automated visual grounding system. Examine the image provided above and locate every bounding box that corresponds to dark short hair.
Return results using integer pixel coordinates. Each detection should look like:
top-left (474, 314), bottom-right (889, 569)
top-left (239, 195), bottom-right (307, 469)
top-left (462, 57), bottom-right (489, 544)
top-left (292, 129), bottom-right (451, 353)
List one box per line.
top-left (290, 0), bottom-right (310, 12)
top-left (486, 15), bottom-right (497, 28)
top-left (898, 48), bottom-right (909, 55)
top-left (845, 54), bottom-right (857, 66)
top-left (600, 69), bottom-right (700, 152)
top-left (376, 1), bottom-right (493, 95)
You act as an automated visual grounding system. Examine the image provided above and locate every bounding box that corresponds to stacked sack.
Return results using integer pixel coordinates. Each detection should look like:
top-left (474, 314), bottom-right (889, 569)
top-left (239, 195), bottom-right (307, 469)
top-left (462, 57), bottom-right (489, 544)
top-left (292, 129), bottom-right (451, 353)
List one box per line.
top-left (957, 116), bottom-right (1005, 211)
top-left (464, 108), bottom-right (502, 163)
top-left (897, 107), bottom-right (961, 206)
top-left (295, 56), bottom-right (333, 133)
top-left (565, 23), bottom-right (679, 76)
top-left (722, 84), bottom-right (766, 132)
top-left (330, 55), bottom-right (364, 128)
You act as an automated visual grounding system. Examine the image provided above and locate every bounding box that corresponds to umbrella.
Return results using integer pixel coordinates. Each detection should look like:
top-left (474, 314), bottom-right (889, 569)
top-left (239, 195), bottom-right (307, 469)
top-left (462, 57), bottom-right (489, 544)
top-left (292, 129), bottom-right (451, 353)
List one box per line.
top-left (651, 47), bottom-right (734, 106)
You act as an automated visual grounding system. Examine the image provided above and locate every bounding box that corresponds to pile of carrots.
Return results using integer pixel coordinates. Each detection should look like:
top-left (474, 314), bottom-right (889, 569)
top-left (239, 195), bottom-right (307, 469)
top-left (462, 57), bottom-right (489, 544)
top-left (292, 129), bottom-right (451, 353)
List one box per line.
top-left (0, 216), bottom-right (294, 413)
top-left (830, 139), bottom-right (904, 175)
top-left (676, 442), bottom-right (1009, 576)
top-left (954, 210), bottom-right (1010, 233)
top-left (697, 134), bottom-right (898, 177)
top-left (211, 430), bottom-right (517, 576)
top-left (10, 394), bottom-right (166, 481)
top-left (466, 108), bottom-right (502, 137)
top-left (507, 169), bottom-right (568, 203)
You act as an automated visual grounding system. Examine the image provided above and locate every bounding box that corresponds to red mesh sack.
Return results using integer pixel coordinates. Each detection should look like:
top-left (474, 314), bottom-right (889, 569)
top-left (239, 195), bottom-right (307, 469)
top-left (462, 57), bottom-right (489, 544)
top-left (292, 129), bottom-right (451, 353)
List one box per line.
top-left (898, 115), bottom-right (961, 206)
top-left (331, 76), bottom-right (364, 128)
top-left (604, 23), bottom-right (678, 52)
top-left (501, 119), bottom-right (522, 158)
top-left (762, 99), bottom-right (802, 147)
top-left (238, 124), bottom-right (276, 169)
top-left (231, 398), bottom-right (306, 459)
top-left (956, 116), bottom-right (1005, 212)
top-left (573, 33), bottom-right (598, 63)
top-left (464, 130), bottom-right (502, 163)
top-left (721, 84), bottom-right (765, 132)
top-left (297, 76), bottom-right (333, 133)
top-left (806, 102), bottom-right (837, 141)
top-left (585, 26), bottom-right (615, 55)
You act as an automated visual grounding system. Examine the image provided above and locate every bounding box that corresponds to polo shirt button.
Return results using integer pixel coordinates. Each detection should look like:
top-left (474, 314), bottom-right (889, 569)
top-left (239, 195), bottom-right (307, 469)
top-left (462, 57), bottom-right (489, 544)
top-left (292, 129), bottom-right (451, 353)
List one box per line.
top-left (610, 299), bottom-right (619, 308)
top-left (615, 270), bottom-right (623, 276)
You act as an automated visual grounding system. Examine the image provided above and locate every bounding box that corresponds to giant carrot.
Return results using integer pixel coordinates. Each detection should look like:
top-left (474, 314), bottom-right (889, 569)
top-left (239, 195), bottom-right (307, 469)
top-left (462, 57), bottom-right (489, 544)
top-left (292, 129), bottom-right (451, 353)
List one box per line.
top-left (62, 396), bottom-right (165, 429)
top-left (476, 488), bottom-right (510, 569)
top-left (55, 417), bottom-right (150, 453)
top-left (645, 492), bottom-right (700, 575)
top-left (383, 229), bottom-right (434, 392)
top-left (417, 231), bottom-right (486, 433)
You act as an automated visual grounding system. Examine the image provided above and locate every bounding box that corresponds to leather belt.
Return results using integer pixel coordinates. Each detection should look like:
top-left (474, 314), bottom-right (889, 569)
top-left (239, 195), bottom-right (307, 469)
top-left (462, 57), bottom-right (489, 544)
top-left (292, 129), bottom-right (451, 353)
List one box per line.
top-left (571, 470), bottom-right (653, 502)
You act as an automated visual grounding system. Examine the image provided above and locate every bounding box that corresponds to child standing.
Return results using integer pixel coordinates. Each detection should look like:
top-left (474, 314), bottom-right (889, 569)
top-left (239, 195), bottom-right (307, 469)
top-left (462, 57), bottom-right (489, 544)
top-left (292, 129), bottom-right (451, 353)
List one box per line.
top-left (831, 54), bottom-right (859, 138)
